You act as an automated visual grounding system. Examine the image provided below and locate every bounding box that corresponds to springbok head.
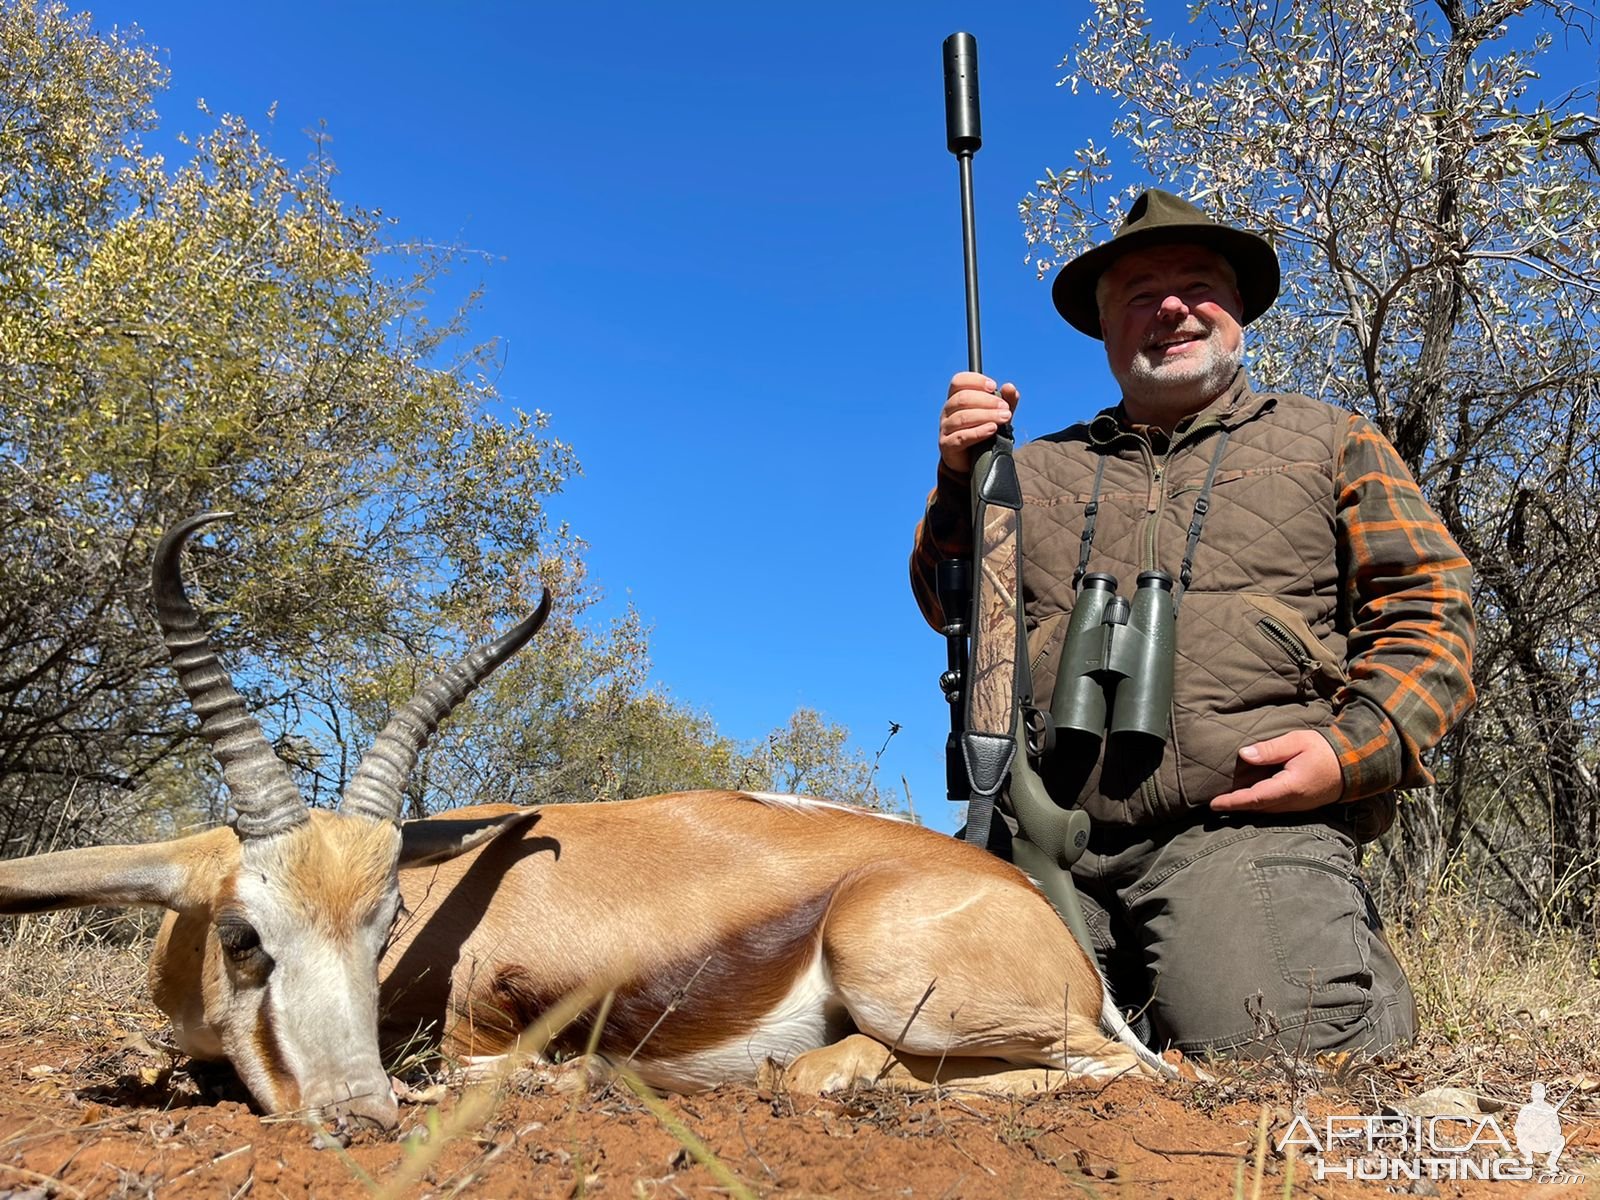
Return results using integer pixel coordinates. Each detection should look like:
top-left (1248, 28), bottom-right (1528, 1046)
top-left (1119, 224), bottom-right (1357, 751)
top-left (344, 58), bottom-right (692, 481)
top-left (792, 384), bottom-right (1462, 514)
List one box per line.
top-left (0, 513), bottom-right (549, 1130)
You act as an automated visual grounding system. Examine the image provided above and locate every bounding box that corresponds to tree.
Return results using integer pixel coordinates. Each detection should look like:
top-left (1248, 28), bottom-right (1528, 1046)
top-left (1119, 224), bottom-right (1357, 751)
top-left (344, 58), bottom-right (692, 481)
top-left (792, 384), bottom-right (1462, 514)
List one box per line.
top-left (1021, 0), bottom-right (1600, 926)
top-left (0, 1), bottom-right (753, 855)
top-left (404, 618), bottom-right (752, 816)
top-left (746, 708), bottom-right (899, 812)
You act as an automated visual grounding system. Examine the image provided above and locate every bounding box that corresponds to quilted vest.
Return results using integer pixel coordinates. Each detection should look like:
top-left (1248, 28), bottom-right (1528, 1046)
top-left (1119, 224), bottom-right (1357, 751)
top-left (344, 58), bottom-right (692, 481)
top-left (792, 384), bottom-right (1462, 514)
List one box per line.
top-left (1017, 376), bottom-right (1389, 835)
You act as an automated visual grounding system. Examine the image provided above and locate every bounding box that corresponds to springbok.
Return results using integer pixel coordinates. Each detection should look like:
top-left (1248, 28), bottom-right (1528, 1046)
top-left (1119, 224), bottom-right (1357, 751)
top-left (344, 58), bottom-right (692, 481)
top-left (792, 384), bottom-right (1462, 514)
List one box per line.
top-left (0, 515), bottom-right (1170, 1132)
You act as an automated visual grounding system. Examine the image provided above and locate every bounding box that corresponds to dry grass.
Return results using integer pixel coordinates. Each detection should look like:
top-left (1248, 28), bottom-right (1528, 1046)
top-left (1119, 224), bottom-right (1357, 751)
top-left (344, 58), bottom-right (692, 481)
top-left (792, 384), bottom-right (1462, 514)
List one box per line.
top-left (1393, 886), bottom-right (1600, 1050)
top-left (0, 910), bottom-right (163, 1043)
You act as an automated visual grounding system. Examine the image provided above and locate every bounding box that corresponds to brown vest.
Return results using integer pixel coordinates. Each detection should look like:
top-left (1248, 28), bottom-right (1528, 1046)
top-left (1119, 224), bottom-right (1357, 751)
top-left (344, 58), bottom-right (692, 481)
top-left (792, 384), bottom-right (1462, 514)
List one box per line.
top-left (1017, 378), bottom-right (1391, 837)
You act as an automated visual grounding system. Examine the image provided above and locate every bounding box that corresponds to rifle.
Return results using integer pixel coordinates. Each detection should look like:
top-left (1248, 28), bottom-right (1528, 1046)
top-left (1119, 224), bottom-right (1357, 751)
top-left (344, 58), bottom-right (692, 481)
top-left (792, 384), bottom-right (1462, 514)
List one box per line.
top-left (938, 32), bottom-right (1095, 956)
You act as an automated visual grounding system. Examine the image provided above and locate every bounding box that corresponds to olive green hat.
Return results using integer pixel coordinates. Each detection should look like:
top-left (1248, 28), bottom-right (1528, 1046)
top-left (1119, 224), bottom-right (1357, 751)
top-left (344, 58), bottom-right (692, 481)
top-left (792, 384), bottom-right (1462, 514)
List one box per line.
top-left (1051, 189), bottom-right (1280, 339)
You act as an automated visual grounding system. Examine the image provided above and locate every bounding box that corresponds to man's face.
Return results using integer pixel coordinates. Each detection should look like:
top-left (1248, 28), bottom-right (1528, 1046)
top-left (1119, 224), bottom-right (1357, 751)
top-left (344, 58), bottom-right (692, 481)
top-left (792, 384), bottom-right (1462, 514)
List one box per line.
top-left (1097, 244), bottom-right (1245, 422)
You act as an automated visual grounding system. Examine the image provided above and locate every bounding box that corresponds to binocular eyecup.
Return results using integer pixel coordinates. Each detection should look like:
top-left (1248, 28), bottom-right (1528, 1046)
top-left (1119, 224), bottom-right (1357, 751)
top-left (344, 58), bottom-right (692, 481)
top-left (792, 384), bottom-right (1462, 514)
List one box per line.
top-left (1048, 570), bottom-right (1176, 748)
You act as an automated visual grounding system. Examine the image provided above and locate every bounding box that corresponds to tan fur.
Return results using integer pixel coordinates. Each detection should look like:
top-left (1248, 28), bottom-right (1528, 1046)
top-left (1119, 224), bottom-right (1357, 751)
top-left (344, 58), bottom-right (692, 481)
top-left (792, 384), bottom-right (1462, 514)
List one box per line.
top-left (9, 788), bottom-right (1155, 1117)
top-left (771, 1033), bottom-right (1130, 1095)
top-left (275, 814), bottom-right (402, 939)
top-left (377, 791), bottom-right (1126, 1092)
top-left (149, 908), bottom-right (219, 1057)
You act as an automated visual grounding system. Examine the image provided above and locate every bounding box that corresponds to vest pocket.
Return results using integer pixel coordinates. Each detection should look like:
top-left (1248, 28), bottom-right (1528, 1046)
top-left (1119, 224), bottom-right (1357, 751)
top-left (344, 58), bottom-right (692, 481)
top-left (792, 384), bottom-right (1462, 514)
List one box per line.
top-left (1241, 593), bottom-right (1347, 700)
top-left (1167, 590), bottom-right (1341, 812)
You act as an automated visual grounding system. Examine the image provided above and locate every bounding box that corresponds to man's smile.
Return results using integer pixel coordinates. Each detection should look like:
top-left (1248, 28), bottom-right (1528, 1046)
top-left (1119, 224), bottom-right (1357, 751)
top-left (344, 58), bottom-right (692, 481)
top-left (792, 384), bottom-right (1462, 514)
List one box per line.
top-left (1145, 328), bottom-right (1209, 357)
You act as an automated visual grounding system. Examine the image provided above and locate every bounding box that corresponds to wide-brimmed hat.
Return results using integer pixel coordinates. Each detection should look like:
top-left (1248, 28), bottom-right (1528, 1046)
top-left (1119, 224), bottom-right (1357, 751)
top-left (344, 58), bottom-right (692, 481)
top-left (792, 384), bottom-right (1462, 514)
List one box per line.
top-left (1051, 189), bottom-right (1280, 339)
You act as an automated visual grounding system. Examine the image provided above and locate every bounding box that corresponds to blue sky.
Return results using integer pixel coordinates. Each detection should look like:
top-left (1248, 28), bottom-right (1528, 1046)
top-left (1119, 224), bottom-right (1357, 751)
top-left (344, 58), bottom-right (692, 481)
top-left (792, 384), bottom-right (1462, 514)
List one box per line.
top-left (84, 2), bottom-right (1596, 833)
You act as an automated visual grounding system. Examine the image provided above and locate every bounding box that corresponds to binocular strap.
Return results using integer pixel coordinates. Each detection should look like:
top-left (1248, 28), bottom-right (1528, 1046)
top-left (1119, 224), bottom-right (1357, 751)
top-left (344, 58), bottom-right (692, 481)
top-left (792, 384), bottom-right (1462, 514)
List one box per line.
top-left (961, 435), bottom-right (1026, 849)
top-left (1175, 427), bottom-right (1231, 611)
top-left (1071, 426), bottom-right (1233, 611)
top-left (1070, 453), bottom-right (1110, 591)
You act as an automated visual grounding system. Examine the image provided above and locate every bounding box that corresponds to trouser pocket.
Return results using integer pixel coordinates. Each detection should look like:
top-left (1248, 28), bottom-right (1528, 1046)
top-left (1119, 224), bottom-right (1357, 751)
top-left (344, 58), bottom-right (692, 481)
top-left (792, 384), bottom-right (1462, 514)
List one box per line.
top-left (1251, 853), bottom-right (1370, 993)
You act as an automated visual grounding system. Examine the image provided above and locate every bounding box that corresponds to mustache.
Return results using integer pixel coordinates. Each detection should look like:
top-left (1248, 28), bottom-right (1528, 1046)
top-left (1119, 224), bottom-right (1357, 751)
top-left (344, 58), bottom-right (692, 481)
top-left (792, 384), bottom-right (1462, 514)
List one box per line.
top-left (1142, 325), bottom-right (1211, 349)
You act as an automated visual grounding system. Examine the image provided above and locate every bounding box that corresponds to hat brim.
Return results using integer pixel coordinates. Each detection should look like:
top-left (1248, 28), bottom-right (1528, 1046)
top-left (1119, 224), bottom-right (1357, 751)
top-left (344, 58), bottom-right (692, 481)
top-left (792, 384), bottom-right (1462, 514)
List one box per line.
top-left (1051, 224), bottom-right (1281, 339)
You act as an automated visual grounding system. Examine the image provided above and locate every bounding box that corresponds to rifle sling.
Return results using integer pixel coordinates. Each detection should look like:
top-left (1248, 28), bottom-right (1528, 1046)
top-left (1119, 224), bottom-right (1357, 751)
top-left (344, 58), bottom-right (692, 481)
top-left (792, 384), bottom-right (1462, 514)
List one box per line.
top-left (960, 432), bottom-right (1022, 849)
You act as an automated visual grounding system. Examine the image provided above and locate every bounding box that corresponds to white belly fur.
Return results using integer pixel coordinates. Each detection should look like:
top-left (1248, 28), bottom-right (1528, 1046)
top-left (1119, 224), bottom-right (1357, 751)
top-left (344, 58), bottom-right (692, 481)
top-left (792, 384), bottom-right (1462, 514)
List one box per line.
top-left (626, 947), bottom-right (839, 1092)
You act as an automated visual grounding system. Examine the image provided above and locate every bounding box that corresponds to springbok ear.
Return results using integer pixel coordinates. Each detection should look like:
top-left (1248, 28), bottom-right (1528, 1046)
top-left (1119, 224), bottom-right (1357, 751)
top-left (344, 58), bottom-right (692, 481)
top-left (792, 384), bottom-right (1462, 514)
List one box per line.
top-left (0, 841), bottom-right (198, 915)
top-left (398, 810), bottom-right (541, 869)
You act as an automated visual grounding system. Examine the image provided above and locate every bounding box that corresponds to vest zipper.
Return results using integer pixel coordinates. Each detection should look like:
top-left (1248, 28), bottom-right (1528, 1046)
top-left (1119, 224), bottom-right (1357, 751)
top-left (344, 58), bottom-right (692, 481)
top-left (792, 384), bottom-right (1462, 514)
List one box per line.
top-left (1030, 639), bottom-right (1052, 678)
top-left (1141, 439), bottom-right (1171, 571)
top-left (1144, 462), bottom-right (1163, 569)
top-left (1140, 437), bottom-right (1168, 817)
top-left (1143, 418), bottom-right (1223, 573)
top-left (1257, 616), bottom-right (1318, 698)
top-left (1140, 771), bottom-right (1163, 815)
top-left (1142, 418), bottom-right (1225, 816)
top-left (1100, 417), bottom-right (1227, 820)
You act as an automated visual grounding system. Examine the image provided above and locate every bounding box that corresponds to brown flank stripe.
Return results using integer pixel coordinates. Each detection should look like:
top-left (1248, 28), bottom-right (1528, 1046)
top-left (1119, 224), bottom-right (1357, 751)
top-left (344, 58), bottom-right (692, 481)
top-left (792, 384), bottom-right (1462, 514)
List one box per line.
top-left (466, 886), bottom-right (841, 1063)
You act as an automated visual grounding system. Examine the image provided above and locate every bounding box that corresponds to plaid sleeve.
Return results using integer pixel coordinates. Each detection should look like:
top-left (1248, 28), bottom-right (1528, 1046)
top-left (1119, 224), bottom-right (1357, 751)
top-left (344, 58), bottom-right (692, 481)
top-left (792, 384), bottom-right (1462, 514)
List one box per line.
top-left (909, 460), bottom-right (974, 630)
top-left (1325, 413), bottom-right (1476, 801)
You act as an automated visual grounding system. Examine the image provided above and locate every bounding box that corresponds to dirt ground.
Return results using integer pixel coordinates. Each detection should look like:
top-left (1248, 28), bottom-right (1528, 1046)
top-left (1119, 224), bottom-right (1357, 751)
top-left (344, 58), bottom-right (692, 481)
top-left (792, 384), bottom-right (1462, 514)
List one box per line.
top-left (1, 1014), bottom-right (1596, 1200)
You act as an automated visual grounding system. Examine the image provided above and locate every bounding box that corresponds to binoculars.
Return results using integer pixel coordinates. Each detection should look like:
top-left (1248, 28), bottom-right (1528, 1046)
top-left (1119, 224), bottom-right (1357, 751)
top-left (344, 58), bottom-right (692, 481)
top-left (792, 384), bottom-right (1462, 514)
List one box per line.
top-left (1049, 571), bottom-right (1176, 746)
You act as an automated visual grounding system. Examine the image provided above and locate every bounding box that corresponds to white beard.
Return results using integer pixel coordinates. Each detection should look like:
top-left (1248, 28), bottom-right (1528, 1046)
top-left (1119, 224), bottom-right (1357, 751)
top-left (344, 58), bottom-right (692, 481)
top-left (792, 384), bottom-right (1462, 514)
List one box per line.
top-left (1113, 328), bottom-right (1243, 415)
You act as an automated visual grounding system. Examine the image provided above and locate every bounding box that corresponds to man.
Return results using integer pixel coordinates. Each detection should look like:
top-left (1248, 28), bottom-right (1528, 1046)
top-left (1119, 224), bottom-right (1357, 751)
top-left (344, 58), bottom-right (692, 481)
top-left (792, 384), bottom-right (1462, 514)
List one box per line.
top-left (910, 190), bottom-right (1475, 1058)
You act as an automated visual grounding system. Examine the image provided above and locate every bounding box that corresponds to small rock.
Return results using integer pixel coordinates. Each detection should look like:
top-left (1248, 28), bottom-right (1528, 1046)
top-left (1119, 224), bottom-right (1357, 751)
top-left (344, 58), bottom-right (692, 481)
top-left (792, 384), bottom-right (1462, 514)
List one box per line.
top-left (1384, 1087), bottom-right (1489, 1119)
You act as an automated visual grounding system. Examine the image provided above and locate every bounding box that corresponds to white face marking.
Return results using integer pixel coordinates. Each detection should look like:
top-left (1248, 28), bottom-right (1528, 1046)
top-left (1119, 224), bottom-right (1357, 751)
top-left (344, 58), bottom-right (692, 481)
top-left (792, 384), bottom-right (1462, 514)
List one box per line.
top-left (263, 915), bottom-right (396, 1115)
top-left (209, 824), bottom-right (403, 1126)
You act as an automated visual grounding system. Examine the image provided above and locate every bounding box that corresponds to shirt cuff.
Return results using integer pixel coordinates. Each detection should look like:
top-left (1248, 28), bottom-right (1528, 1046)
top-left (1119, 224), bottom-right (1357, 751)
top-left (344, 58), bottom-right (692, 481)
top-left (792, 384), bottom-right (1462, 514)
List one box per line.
top-left (935, 457), bottom-right (971, 498)
top-left (1323, 698), bottom-right (1425, 803)
top-left (924, 460), bottom-right (975, 555)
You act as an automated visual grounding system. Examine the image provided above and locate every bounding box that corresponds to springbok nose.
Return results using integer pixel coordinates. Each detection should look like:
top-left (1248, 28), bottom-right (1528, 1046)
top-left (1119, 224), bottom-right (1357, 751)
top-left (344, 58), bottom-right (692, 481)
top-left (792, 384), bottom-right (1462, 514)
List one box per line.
top-left (318, 1082), bottom-right (400, 1133)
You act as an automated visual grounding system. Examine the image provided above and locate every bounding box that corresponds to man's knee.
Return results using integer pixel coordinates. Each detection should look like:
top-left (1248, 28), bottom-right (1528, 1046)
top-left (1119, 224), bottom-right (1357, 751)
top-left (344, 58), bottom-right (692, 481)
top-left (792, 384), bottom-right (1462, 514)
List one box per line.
top-left (1193, 958), bottom-right (1416, 1060)
top-left (1133, 819), bottom-right (1415, 1058)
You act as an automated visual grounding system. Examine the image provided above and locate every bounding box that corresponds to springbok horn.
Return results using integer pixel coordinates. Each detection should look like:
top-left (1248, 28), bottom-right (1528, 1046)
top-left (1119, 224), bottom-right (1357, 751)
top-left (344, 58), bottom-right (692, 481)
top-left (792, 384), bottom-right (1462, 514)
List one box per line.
top-left (152, 513), bottom-right (310, 839)
top-left (340, 589), bottom-right (553, 824)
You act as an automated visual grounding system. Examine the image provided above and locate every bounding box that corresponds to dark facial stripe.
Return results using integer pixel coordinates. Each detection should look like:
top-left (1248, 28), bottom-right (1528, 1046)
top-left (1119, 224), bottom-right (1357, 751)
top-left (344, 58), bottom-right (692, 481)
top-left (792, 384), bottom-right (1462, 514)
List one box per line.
top-left (253, 1005), bottom-right (299, 1111)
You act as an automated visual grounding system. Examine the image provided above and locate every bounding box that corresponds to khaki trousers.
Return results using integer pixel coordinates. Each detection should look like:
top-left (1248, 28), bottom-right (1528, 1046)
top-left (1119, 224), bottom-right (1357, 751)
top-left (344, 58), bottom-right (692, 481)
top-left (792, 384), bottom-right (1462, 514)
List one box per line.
top-left (1067, 813), bottom-right (1417, 1058)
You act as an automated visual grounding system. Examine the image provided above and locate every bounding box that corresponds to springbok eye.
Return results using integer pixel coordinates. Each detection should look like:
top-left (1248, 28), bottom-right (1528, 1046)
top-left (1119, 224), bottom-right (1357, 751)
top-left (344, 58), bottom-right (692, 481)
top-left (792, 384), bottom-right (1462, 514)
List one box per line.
top-left (216, 919), bottom-right (264, 963)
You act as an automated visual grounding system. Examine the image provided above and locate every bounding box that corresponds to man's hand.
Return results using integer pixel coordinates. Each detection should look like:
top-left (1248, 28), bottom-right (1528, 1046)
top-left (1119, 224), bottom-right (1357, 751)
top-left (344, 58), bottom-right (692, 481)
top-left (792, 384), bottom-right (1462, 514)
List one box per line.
top-left (940, 372), bottom-right (1019, 473)
top-left (1209, 730), bottom-right (1344, 814)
